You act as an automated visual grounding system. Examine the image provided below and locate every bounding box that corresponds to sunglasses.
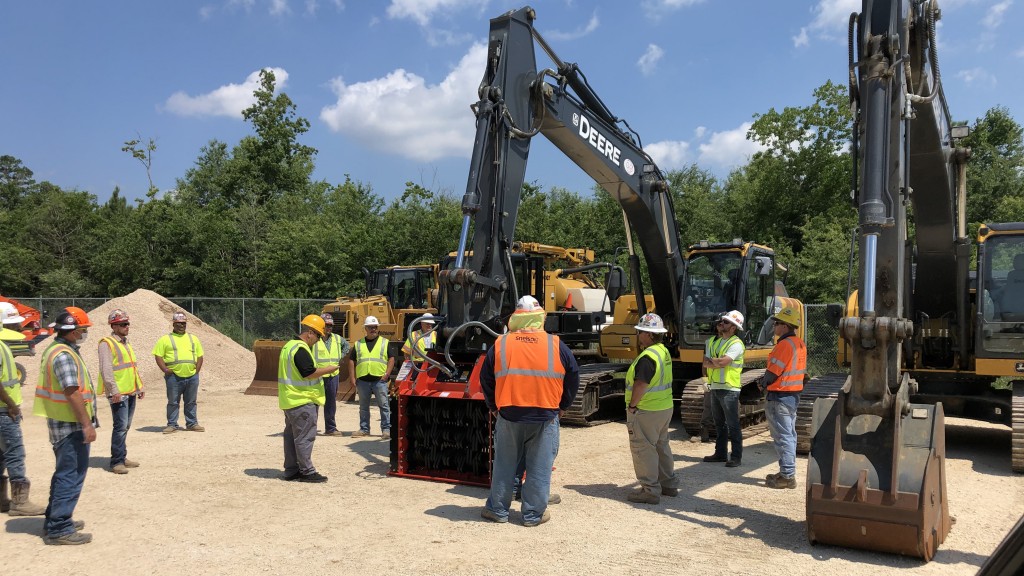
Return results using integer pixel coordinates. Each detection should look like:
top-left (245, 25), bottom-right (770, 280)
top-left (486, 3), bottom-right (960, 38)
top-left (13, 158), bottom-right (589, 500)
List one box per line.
top-left (113, 322), bottom-right (130, 327)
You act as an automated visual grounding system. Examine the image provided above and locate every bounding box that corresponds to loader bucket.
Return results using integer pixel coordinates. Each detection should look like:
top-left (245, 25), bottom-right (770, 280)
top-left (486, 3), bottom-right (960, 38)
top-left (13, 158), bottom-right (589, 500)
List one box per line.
top-left (806, 391), bottom-right (951, 561)
top-left (245, 339), bottom-right (286, 397)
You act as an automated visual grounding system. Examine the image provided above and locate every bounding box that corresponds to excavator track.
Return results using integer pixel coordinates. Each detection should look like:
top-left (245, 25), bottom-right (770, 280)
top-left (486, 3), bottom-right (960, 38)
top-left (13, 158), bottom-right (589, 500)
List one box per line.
top-left (795, 372), bottom-right (847, 454)
top-left (560, 363), bottom-right (629, 426)
top-left (679, 369), bottom-right (767, 438)
top-left (1012, 381), bottom-right (1024, 474)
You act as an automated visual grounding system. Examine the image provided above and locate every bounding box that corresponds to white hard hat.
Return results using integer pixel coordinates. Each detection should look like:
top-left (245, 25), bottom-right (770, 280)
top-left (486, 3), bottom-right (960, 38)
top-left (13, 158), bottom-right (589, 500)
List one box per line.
top-left (721, 309), bottom-right (744, 330)
top-left (635, 313), bottom-right (668, 334)
top-left (420, 313), bottom-right (436, 325)
top-left (364, 315), bottom-right (380, 326)
top-left (0, 302), bottom-right (25, 325)
top-left (172, 312), bottom-right (187, 323)
top-left (515, 295), bottom-right (543, 313)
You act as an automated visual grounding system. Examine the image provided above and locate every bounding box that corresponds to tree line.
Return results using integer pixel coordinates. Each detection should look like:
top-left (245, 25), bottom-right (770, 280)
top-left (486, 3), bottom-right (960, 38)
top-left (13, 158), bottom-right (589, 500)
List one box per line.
top-left (1, 71), bottom-right (1021, 305)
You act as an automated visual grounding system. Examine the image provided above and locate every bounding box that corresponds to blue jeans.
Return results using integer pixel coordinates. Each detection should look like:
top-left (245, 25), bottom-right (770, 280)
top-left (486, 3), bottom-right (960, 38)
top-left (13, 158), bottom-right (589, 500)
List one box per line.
top-left (166, 373), bottom-right (199, 428)
top-left (322, 375), bottom-right (340, 433)
top-left (766, 395), bottom-right (799, 477)
top-left (486, 416), bottom-right (559, 524)
top-left (711, 388), bottom-right (742, 460)
top-left (0, 411), bottom-right (27, 481)
top-left (356, 379), bottom-right (390, 433)
top-left (44, 430), bottom-right (90, 538)
top-left (110, 395), bottom-right (137, 466)
top-left (513, 417), bottom-right (560, 495)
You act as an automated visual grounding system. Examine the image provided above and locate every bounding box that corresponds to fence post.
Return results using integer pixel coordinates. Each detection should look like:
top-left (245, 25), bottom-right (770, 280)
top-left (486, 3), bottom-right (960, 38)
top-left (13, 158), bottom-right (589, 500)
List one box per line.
top-left (242, 298), bottom-right (246, 348)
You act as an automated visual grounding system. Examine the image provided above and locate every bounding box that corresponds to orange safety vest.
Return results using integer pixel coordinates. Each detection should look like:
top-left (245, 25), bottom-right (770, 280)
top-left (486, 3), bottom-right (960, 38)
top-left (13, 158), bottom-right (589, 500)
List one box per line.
top-left (766, 333), bottom-right (806, 392)
top-left (492, 329), bottom-right (565, 410)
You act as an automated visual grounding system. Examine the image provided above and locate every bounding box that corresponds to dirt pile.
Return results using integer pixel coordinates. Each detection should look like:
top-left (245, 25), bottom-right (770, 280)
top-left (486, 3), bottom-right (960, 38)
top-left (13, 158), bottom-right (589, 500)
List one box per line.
top-left (20, 289), bottom-right (255, 393)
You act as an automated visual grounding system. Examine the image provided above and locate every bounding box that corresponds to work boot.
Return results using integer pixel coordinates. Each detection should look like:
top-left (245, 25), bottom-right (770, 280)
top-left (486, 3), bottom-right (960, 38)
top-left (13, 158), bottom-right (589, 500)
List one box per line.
top-left (766, 475), bottom-right (797, 489)
top-left (725, 458), bottom-right (742, 468)
top-left (8, 481), bottom-right (46, 516)
top-left (111, 464), bottom-right (129, 475)
top-left (381, 430), bottom-right (391, 440)
top-left (702, 454), bottom-right (727, 463)
top-left (186, 424), bottom-right (205, 432)
top-left (163, 426), bottom-right (178, 434)
top-left (351, 430), bottom-right (370, 438)
top-left (124, 459), bottom-right (140, 468)
top-left (547, 493), bottom-right (561, 505)
top-left (0, 475), bottom-right (10, 513)
top-left (627, 489), bottom-right (660, 505)
top-left (480, 508), bottom-right (508, 524)
top-left (661, 486), bottom-right (679, 497)
top-left (523, 510), bottom-right (551, 527)
top-left (44, 531), bottom-right (92, 545)
top-left (296, 472), bottom-right (328, 483)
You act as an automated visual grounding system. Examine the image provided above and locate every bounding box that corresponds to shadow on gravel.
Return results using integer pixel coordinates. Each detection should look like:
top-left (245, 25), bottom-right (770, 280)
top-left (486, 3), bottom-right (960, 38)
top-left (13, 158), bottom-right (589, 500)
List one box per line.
top-left (4, 517), bottom-right (44, 535)
top-left (243, 467), bottom-right (285, 480)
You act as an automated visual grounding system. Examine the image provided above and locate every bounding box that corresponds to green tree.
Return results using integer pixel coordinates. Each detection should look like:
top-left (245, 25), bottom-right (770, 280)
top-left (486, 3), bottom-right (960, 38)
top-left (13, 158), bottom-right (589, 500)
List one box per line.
top-left (0, 155), bottom-right (36, 211)
top-left (962, 106), bottom-right (1024, 225)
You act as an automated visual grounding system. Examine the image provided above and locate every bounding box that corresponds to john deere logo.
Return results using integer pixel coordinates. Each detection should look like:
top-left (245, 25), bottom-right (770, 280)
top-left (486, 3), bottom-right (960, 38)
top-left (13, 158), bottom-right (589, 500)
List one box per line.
top-left (1016, 362), bottom-right (1024, 373)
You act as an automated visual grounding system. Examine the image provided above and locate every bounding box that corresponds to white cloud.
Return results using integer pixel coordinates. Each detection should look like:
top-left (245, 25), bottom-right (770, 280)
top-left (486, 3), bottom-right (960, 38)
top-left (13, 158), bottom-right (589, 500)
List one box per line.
top-left (227, 0), bottom-right (255, 12)
top-left (697, 122), bottom-right (765, 169)
top-left (643, 0), bottom-right (705, 14)
top-left (802, 0), bottom-right (859, 44)
top-left (164, 68), bottom-right (289, 118)
top-left (956, 67), bottom-right (997, 86)
top-left (637, 44), bottom-right (664, 76)
top-left (693, 126), bottom-right (706, 139)
top-left (645, 140), bottom-right (690, 170)
top-left (982, 0), bottom-right (1012, 28)
top-left (792, 27), bottom-right (809, 48)
top-left (386, 0), bottom-right (487, 26)
top-left (544, 13), bottom-right (600, 41)
top-left (320, 44), bottom-right (485, 162)
top-left (270, 0), bottom-right (290, 16)
top-left (305, 0), bottom-right (318, 16)
top-left (199, 5), bottom-right (216, 20)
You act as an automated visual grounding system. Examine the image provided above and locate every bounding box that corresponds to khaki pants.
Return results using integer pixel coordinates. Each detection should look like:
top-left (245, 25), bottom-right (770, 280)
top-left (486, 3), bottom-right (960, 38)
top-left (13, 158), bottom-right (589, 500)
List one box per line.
top-left (626, 407), bottom-right (677, 494)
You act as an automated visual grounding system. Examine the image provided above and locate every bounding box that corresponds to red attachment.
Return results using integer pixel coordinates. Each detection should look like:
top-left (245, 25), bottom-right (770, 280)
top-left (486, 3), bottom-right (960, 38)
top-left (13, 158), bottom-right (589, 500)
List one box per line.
top-left (0, 295), bottom-right (51, 342)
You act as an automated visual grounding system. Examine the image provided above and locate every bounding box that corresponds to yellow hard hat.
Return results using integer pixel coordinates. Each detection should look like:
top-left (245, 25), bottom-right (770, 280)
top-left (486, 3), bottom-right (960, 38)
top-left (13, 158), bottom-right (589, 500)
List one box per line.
top-left (300, 314), bottom-right (326, 337)
top-left (773, 306), bottom-right (801, 329)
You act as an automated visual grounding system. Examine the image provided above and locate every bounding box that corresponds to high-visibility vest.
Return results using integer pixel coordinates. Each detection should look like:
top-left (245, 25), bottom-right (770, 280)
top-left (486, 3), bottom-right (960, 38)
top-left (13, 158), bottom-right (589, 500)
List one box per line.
top-left (355, 337), bottom-right (389, 379)
top-left (278, 339), bottom-right (325, 410)
top-left (766, 333), bottom-right (806, 393)
top-left (100, 336), bottom-right (143, 395)
top-left (313, 333), bottom-right (346, 377)
top-left (626, 343), bottom-right (673, 411)
top-left (155, 333), bottom-right (200, 377)
top-left (0, 341), bottom-right (20, 406)
top-left (33, 341), bottom-right (96, 423)
top-left (402, 330), bottom-right (434, 362)
top-left (492, 329), bottom-right (565, 410)
top-left (707, 335), bottom-right (744, 389)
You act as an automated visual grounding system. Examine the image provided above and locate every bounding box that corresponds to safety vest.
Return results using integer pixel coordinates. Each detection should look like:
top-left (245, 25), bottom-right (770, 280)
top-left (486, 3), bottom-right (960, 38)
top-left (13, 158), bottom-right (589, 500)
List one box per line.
top-left (625, 343), bottom-right (674, 411)
top-left (157, 333), bottom-right (200, 377)
top-left (0, 341), bottom-right (20, 406)
top-left (402, 330), bottom-right (434, 362)
top-left (313, 333), bottom-right (345, 377)
top-left (278, 339), bottom-right (325, 410)
top-left (707, 335), bottom-right (744, 389)
top-left (355, 336), bottom-right (389, 379)
top-left (100, 336), bottom-right (143, 395)
top-left (492, 330), bottom-right (565, 410)
top-left (33, 341), bottom-right (96, 423)
top-left (766, 333), bottom-right (806, 393)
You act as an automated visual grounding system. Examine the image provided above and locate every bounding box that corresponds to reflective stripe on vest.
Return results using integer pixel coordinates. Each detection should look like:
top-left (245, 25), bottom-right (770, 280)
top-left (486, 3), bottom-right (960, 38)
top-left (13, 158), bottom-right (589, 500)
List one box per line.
top-left (766, 334), bottom-right (806, 392)
top-left (101, 336), bottom-right (142, 395)
top-left (278, 339), bottom-right (325, 410)
top-left (707, 335), bottom-right (744, 389)
top-left (355, 337), bottom-right (389, 379)
top-left (165, 334), bottom-right (199, 369)
top-left (402, 330), bottom-right (433, 362)
top-left (493, 330), bottom-right (565, 410)
top-left (313, 334), bottom-right (344, 377)
top-left (0, 341), bottom-right (20, 406)
top-left (625, 343), bottom-right (674, 411)
top-left (33, 342), bottom-right (96, 423)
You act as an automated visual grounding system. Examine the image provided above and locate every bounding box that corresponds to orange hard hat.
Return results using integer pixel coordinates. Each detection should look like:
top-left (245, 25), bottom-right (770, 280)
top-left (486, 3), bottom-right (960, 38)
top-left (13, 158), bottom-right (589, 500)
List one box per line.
top-left (50, 306), bottom-right (92, 330)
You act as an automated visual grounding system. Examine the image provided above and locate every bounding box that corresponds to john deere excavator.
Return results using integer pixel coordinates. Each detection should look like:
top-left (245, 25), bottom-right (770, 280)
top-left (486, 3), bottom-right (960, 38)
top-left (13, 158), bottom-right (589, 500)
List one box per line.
top-left (805, 0), bottom-right (1024, 561)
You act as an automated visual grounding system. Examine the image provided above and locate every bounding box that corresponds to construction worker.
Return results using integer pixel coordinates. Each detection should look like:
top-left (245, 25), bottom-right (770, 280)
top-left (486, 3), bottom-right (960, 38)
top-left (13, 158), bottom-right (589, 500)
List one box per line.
top-left (479, 296), bottom-right (579, 527)
top-left (98, 309), bottom-right (144, 474)
top-left (625, 313), bottom-right (678, 504)
top-left (34, 307), bottom-right (99, 545)
top-left (0, 302), bottom-right (46, 517)
top-left (152, 311), bottom-right (204, 434)
top-left (347, 316), bottom-right (395, 438)
top-left (401, 313), bottom-right (436, 365)
top-left (279, 315), bottom-right (340, 483)
top-left (313, 313), bottom-right (349, 437)
top-left (701, 309), bottom-right (745, 467)
top-left (755, 306), bottom-right (806, 489)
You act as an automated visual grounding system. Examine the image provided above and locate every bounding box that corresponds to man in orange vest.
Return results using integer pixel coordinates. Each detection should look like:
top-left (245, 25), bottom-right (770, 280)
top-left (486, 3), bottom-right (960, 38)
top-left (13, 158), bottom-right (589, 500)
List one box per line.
top-left (754, 306), bottom-right (806, 489)
top-left (479, 296), bottom-right (579, 527)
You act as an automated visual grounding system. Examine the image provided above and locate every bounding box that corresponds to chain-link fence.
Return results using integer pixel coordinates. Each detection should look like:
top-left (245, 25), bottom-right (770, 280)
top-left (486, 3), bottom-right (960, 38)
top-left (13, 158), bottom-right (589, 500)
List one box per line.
top-left (804, 303), bottom-right (845, 378)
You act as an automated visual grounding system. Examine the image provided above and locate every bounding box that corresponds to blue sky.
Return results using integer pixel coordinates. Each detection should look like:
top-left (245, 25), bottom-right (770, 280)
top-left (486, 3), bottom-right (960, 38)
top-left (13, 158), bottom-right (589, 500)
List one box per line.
top-left (2, 0), bottom-right (1020, 204)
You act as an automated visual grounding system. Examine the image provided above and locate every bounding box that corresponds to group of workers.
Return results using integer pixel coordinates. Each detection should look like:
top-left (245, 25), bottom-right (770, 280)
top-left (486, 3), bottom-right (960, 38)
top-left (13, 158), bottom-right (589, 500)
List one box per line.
top-left (0, 305), bottom-right (204, 545)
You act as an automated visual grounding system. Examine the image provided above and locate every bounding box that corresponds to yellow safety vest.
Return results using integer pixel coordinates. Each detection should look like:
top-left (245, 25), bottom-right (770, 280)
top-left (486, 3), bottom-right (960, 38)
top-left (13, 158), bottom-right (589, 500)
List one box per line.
top-left (402, 330), bottom-right (434, 362)
top-left (100, 336), bottom-right (143, 395)
top-left (33, 341), bottom-right (97, 423)
top-left (626, 343), bottom-right (674, 411)
top-left (1, 341), bottom-right (20, 407)
top-left (156, 333), bottom-right (200, 377)
top-left (707, 335), bottom-right (744, 389)
top-left (313, 333), bottom-right (345, 377)
top-left (355, 337), bottom-right (389, 379)
top-left (278, 339), bottom-right (325, 410)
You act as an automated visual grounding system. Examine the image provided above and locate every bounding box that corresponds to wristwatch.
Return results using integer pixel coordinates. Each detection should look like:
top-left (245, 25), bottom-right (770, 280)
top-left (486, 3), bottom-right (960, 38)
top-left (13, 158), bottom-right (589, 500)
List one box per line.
top-left (628, 404), bottom-right (638, 412)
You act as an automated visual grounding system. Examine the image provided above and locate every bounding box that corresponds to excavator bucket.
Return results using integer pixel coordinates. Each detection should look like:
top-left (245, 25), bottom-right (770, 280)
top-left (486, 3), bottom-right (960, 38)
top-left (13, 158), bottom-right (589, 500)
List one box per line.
top-left (806, 388), bottom-right (951, 561)
top-left (246, 339), bottom-right (286, 396)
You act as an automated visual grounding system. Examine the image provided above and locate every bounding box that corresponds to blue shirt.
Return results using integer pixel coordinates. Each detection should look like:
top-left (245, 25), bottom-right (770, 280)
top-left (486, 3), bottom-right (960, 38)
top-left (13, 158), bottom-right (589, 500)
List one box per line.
top-left (480, 337), bottom-right (581, 423)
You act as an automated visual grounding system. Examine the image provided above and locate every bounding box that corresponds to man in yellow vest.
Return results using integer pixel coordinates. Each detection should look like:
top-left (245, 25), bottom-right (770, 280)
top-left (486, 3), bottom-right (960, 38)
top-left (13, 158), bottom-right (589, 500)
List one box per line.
top-left (152, 311), bottom-right (204, 434)
top-left (701, 309), bottom-right (745, 467)
top-left (34, 307), bottom-right (99, 545)
top-left (625, 313), bottom-right (678, 505)
top-left (479, 296), bottom-right (579, 527)
top-left (0, 302), bottom-right (46, 517)
top-left (347, 316), bottom-right (395, 439)
top-left (401, 313), bottom-right (436, 365)
top-left (279, 315), bottom-right (341, 483)
top-left (313, 313), bottom-right (349, 437)
top-left (98, 309), bottom-right (144, 474)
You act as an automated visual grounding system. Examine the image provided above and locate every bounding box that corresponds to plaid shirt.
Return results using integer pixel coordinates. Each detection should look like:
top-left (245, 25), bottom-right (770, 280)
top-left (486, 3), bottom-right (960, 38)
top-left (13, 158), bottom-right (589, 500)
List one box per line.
top-left (45, 337), bottom-right (99, 444)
